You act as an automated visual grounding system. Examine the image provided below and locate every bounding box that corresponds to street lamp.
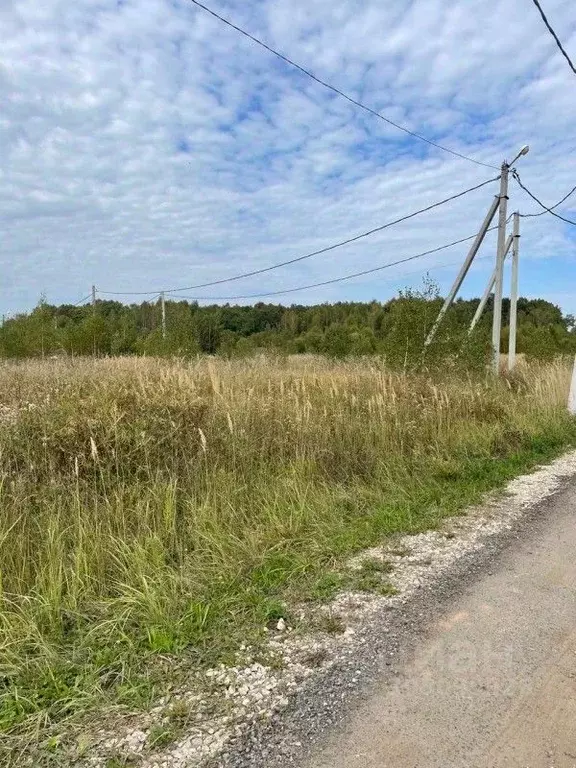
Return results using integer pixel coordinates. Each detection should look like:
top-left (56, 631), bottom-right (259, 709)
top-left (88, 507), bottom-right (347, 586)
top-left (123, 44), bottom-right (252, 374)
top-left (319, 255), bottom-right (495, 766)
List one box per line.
top-left (510, 145), bottom-right (530, 166)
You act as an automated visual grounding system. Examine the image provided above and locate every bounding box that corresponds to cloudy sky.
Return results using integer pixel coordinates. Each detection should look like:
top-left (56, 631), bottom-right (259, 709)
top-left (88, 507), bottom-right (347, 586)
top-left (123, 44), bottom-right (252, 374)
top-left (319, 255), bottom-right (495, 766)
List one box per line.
top-left (2, 0), bottom-right (575, 315)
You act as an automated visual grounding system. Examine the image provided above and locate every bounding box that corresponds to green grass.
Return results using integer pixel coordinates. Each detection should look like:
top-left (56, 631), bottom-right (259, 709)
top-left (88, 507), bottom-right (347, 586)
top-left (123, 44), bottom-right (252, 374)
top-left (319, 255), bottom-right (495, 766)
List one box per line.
top-left (0, 355), bottom-right (574, 763)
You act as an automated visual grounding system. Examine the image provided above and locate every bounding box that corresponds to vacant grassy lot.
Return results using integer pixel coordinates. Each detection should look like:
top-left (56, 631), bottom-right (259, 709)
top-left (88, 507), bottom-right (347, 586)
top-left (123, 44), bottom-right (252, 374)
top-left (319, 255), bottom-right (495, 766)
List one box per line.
top-left (0, 355), bottom-right (574, 758)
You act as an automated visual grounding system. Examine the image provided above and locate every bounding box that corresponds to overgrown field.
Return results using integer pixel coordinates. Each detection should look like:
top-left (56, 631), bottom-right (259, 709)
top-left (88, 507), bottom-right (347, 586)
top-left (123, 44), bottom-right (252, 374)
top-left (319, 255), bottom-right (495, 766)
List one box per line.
top-left (0, 355), bottom-right (575, 759)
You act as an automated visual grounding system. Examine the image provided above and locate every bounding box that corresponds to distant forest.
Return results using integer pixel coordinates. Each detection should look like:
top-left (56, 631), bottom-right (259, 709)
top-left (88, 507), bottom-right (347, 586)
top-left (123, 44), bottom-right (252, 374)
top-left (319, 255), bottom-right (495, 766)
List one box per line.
top-left (1, 288), bottom-right (574, 363)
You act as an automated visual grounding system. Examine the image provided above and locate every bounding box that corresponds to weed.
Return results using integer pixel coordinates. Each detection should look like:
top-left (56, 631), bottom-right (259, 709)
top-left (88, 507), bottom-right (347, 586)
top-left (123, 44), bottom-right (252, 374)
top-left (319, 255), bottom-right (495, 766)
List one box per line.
top-left (350, 571), bottom-right (398, 596)
top-left (308, 572), bottom-right (348, 601)
top-left (358, 558), bottom-right (393, 574)
top-left (165, 699), bottom-right (191, 725)
top-left (105, 757), bottom-right (138, 768)
top-left (146, 724), bottom-right (178, 750)
top-left (314, 613), bottom-right (346, 635)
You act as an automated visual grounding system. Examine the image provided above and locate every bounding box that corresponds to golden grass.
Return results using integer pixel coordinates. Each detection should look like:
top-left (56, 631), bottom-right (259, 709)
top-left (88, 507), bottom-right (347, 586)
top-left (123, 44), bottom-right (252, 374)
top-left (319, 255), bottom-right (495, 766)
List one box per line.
top-left (0, 354), bottom-right (573, 758)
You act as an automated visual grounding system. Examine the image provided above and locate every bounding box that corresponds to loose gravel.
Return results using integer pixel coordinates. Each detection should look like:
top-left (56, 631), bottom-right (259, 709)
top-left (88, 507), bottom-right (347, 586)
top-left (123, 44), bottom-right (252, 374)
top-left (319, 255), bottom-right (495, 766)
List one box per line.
top-left (78, 451), bottom-right (576, 768)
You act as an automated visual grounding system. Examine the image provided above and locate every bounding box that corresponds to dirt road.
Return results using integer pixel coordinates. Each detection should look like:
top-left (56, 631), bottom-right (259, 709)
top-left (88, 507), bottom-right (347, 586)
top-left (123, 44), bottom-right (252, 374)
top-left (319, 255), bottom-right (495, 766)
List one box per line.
top-left (305, 481), bottom-right (576, 768)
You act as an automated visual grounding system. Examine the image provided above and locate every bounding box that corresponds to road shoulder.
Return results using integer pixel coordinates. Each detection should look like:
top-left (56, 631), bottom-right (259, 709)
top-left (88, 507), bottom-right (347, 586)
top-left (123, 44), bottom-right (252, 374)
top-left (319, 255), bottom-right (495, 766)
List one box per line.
top-left (217, 452), bottom-right (576, 768)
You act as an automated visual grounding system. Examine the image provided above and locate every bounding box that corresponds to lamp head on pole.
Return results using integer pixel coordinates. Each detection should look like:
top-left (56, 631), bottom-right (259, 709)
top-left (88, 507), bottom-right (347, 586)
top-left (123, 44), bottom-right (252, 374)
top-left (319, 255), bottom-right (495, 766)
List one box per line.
top-left (509, 145), bottom-right (530, 166)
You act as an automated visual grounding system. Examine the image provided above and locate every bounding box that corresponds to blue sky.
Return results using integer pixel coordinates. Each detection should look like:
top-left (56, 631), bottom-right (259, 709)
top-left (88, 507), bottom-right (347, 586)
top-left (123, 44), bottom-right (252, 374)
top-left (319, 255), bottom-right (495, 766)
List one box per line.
top-left (1, 0), bottom-right (575, 315)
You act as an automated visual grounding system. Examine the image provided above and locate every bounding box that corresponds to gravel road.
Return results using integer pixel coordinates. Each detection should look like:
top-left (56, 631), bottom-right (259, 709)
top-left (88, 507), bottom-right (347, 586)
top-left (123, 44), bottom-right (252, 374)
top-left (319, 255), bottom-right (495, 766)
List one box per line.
top-left (215, 456), bottom-right (576, 768)
top-left (305, 474), bottom-right (576, 768)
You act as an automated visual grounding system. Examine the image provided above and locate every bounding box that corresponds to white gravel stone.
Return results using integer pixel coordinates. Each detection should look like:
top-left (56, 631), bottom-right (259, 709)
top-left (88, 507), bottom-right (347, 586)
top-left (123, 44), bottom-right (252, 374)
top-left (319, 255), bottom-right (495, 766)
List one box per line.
top-left (70, 452), bottom-right (576, 768)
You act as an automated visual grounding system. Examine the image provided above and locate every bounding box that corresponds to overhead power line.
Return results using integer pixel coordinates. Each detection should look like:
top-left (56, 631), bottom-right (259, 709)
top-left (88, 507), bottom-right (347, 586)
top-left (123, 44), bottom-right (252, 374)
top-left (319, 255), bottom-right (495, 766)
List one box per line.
top-left (186, 0), bottom-right (499, 170)
top-left (98, 175), bottom-right (500, 297)
top-left (513, 171), bottom-right (576, 226)
top-left (528, 0), bottom-right (576, 76)
top-left (71, 294), bottom-right (93, 307)
top-left (517, 180), bottom-right (576, 218)
top-left (169, 227), bottom-right (499, 302)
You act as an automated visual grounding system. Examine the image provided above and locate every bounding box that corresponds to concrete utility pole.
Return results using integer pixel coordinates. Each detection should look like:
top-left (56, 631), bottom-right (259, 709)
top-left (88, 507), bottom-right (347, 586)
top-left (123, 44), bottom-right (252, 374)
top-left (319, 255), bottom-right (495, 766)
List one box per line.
top-left (468, 234), bottom-right (513, 335)
top-left (508, 212), bottom-right (520, 371)
top-left (491, 164), bottom-right (510, 373)
top-left (492, 145), bottom-right (529, 373)
top-left (160, 291), bottom-right (166, 339)
top-left (91, 285), bottom-right (98, 358)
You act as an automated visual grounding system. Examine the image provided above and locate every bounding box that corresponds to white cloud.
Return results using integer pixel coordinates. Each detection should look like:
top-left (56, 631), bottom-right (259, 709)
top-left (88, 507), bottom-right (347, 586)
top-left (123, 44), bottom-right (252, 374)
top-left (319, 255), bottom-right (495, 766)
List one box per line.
top-left (1, 0), bottom-right (575, 314)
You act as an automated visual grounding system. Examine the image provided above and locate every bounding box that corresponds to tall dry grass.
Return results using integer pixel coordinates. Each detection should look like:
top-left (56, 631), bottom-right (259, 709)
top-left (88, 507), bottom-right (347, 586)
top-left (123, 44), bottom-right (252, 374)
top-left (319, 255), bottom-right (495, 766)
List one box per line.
top-left (0, 355), bottom-right (573, 747)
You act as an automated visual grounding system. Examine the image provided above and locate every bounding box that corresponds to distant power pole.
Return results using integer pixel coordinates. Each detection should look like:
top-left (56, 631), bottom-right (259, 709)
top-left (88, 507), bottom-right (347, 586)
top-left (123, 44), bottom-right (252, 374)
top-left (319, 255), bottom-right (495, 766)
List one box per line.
top-left (160, 292), bottom-right (166, 339)
top-left (91, 285), bottom-right (97, 357)
top-left (491, 163), bottom-right (509, 374)
top-left (508, 212), bottom-right (520, 371)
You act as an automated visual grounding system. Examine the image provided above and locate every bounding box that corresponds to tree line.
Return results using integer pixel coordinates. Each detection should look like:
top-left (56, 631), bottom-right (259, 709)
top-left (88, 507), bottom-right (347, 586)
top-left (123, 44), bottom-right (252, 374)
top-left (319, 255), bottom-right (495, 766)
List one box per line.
top-left (1, 284), bottom-right (574, 365)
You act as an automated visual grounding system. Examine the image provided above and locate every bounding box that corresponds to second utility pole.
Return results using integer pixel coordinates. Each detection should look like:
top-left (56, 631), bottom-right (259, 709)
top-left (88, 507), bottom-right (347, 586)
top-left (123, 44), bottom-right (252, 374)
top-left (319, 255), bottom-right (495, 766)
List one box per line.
top-left (508, 212), bottom-right (520, 371)
top-left (491, 163), bottom-right (509, 374)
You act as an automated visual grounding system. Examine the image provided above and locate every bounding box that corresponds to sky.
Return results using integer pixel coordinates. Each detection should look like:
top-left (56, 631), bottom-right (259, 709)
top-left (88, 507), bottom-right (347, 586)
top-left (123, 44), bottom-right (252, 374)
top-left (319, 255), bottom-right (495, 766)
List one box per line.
top-left (1, 0), bottom-right (575, 316)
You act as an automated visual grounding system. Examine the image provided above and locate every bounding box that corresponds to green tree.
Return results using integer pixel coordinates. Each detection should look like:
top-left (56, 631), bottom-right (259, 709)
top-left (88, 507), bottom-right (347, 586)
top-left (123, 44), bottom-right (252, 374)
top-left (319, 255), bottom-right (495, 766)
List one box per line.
top-left (194, 312), bottom-right (222, 354)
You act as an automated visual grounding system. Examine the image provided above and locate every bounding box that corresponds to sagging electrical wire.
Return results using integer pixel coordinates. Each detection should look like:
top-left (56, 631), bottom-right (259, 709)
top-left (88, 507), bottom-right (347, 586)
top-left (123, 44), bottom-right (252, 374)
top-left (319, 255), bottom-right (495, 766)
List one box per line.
top-left (99, 175), bottom-right (500, 296)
